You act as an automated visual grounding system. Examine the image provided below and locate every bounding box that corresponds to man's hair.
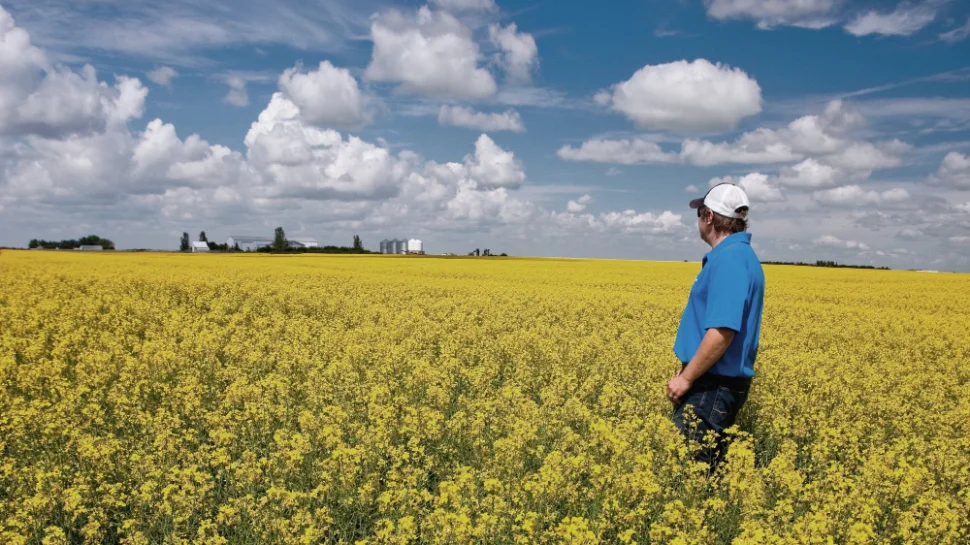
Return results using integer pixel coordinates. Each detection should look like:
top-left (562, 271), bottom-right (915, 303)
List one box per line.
top-left (702, 206), bottom-right (749, 234)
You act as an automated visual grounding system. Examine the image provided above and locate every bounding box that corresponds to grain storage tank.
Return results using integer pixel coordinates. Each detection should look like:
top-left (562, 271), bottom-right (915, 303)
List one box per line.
top-left (408, 239), bottom-right (423, 254)
top-left (380, 239), bottom-right (390, 254)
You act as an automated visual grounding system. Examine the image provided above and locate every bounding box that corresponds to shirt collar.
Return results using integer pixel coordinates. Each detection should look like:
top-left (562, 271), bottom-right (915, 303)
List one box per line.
top-left (702, 232), bottom-right (752, 266)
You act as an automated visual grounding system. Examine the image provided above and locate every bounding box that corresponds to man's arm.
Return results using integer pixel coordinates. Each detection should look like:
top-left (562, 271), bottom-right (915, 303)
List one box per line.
top-left (666, 327), bottom-right (735, 402)
top-left (680, 327), bottom-right (735, 382)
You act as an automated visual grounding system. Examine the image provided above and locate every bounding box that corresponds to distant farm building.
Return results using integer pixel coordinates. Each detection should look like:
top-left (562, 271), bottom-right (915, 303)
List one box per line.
top-left (288, 238), bottom-right (319, 249)
top-left (380, 238), bottom-right (424, 254)
top-left (78, 245), bottom-right (103, 251)
top-left (227, 235), bottom-right (273, 251)
top-left (191, 241), bottom-right (210, 253)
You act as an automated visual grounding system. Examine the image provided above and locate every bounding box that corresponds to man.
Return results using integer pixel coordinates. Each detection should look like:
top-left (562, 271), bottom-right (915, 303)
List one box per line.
top-left (667, 182), bottom-right (765, 468)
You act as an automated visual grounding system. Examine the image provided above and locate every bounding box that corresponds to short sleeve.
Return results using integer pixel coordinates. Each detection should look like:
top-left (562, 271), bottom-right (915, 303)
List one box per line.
top-left (703, 255), bottom-right (750, 332)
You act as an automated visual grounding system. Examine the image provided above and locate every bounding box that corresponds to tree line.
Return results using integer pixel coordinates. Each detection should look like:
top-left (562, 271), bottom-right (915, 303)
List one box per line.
top-left (28, 235), bottom-right (115, 250)
top-left (762, 260), bottom-right (890, 270)
top-left (180, 227), bottom-right (372, 254)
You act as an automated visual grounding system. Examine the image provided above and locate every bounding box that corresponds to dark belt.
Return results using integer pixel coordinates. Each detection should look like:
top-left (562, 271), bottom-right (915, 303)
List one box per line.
top-left (680, 363), bottom-right (753, 391)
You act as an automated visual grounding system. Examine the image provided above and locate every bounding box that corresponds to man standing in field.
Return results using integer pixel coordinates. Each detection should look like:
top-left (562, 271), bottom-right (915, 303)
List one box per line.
top-left (666, 182), bottom-right (765, 468)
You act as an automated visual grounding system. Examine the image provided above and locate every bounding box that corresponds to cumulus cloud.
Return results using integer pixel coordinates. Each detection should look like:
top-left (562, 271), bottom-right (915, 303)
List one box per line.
top-left (243, 93), bottom-right (407, 201)
top-left (709, 172), bottom-right (785, 202)
top-left (928, 152), bottom-right (970, 189)
top-left (814, 234), bottom-right (870, 251)
top-left (680, 135), bottom-right (799, 166)
top-left (812, 185), bottom-right (911, 207)
top-left (845, 3), bottom-right (937, 37)
top-left (567, 194), bottom-right (593, 212)
top-left (677, 100), bottom-right (907, 171)
top-left (464, 134), bottom-right (526, 189)
top-left (224, 76), bottom-right (248, 107)
top-left (598, 210), bottom-right (684, 234)
top-left (278, 61), bottom-right (373, 129)
top-left (488, 23), bottom-right (538, 84)
top-left (597, 59), bottom-right (762, 132)
top-left (557, 138), bottom-right (679, 165)
top-left (365, 7), bottom-right (497, 100)
top-left (429, 0), bottom-right (497, 12)
top-left (438, 105), bottom-right (525, 132)
top-left (606, 167), bottom-right (622, 176)
top-left (0, 9), bottom-right (147, 140)
top-left (775, 158), bottom-right (842, 188)
top-left (704, 0), bottom-right (840, 29)
top-left (147, 66), bottom-right (178, 87)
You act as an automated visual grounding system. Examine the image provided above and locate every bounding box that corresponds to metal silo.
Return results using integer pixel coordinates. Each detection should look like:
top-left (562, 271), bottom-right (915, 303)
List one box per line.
top-left (380, 239), bottom-right (390, 254)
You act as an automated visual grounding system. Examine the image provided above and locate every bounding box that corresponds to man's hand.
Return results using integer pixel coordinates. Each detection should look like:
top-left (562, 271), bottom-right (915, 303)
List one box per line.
top-left (667, 372), bottom-right (693, 404)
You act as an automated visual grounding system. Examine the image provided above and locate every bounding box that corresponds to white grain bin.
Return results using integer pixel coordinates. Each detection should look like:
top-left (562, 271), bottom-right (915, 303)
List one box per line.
top-left (380, 239), bottom-right (390, 254)
top-left (408, 239), bottom-right (423, 254)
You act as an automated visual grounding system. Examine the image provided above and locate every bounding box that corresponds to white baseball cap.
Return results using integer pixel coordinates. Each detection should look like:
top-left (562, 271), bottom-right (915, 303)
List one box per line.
top-left (689, 183), bottom-right (750, 219)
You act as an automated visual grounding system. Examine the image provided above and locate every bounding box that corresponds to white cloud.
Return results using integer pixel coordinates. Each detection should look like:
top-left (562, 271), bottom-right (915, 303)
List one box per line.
top-left (488, 23), bottom-right (538, 84)
top-left (704, 0), bottom-right (840, 29)
top-left (365, 7), bottom-right (496, 100)
top-left (243, 93), bottom-right (402, 200)
top-left (438, 105), bottom-right (525, 132)
top-left (1, 0), bottom-right (380, 65)
top-left (429, 0), bottom-right (497, 12)
top-left (278, 61), bottom-right (372, 129)
top-left (680, 135), bottom-right (799, 166)
top-left (812, 185), bottom-right (911, 207)
top-left (940, 17), bottom-right (970, 43)
top-left (685, 184), bottom-right (700, 193)
top-left (814, 234), bottom-right (870, 251)
top-left (224, 76), bottom-right (248, 107)
top-left (557, 138), bottom-right (679, 165)
top-left (825, 141), bottom-right (908, 171)
top-left (775, 158), bottom-right (841, 188)
top-left (147, 66), bottom-right (178, 87)
top-left (598, 59), bottom-right (762, 132)
top-left (0, 8), bottom-right (147, 140)
top-left (845, 3), bottom-right (937, 37)
top-left (708, 173), bottom-right (785, 202)
top-left (677, 100), bottom-right (907, 171)
top-left (598, 210), bottom-right (684, 234)
top-left (606, 167), bottom-right (622, 176)
top-left (928, 152), bottom-right (970, 189)
top-left (464, 134), bottom-right (526, 189)
top-left (567, 194), bottom-right (593, 212)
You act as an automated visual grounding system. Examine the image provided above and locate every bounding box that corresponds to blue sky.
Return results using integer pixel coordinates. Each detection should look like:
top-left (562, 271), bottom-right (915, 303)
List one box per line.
top-left (1, 0), bottom-right (969, 270)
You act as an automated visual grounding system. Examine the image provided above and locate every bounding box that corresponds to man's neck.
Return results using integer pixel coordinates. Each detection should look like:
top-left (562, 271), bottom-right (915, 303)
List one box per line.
top-left (708, 232), bottom-right (731, 249)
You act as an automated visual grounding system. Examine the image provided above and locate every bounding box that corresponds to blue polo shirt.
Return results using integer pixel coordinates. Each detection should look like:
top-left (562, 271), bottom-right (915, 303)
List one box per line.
top-left (673, 232), bottom-right (765, 378)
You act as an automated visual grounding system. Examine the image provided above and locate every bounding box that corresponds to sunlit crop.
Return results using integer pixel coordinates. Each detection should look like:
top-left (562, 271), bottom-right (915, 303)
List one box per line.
top-left (2, 250), bottom-right (968, 544)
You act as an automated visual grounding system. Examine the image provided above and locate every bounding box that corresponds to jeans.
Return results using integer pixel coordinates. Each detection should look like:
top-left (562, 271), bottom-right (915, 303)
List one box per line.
top-left (671, 371), bottom-right (751, 468)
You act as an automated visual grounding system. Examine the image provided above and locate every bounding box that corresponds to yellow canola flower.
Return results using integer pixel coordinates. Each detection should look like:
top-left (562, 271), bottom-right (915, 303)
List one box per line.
top-left (1, 250), bottom-right (968, 544)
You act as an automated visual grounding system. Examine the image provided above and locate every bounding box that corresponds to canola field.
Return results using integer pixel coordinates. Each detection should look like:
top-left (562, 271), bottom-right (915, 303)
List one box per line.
top-left (1, 250), bottom-right (969, 545)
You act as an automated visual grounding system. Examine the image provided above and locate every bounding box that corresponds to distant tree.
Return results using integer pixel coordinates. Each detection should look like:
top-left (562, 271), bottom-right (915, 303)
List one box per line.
top-left (353, 234), bottom-right (363, 251)
top-left (28, 239), bottom-right (39, 249)
top-left (500, 253), bottom-right (507, 257)
top-left (272, 227), bottom-right (288, 252)
top-left (483, 249), bottom-right (491, 256)
top-left (180, 232), bottom-right (190, 252)
top-left (199, 231), bottom-right (208, 243)
top-left (233, 242), bottom-right (241, 252)
top-left (474, 248), bottom-right (480, 256)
